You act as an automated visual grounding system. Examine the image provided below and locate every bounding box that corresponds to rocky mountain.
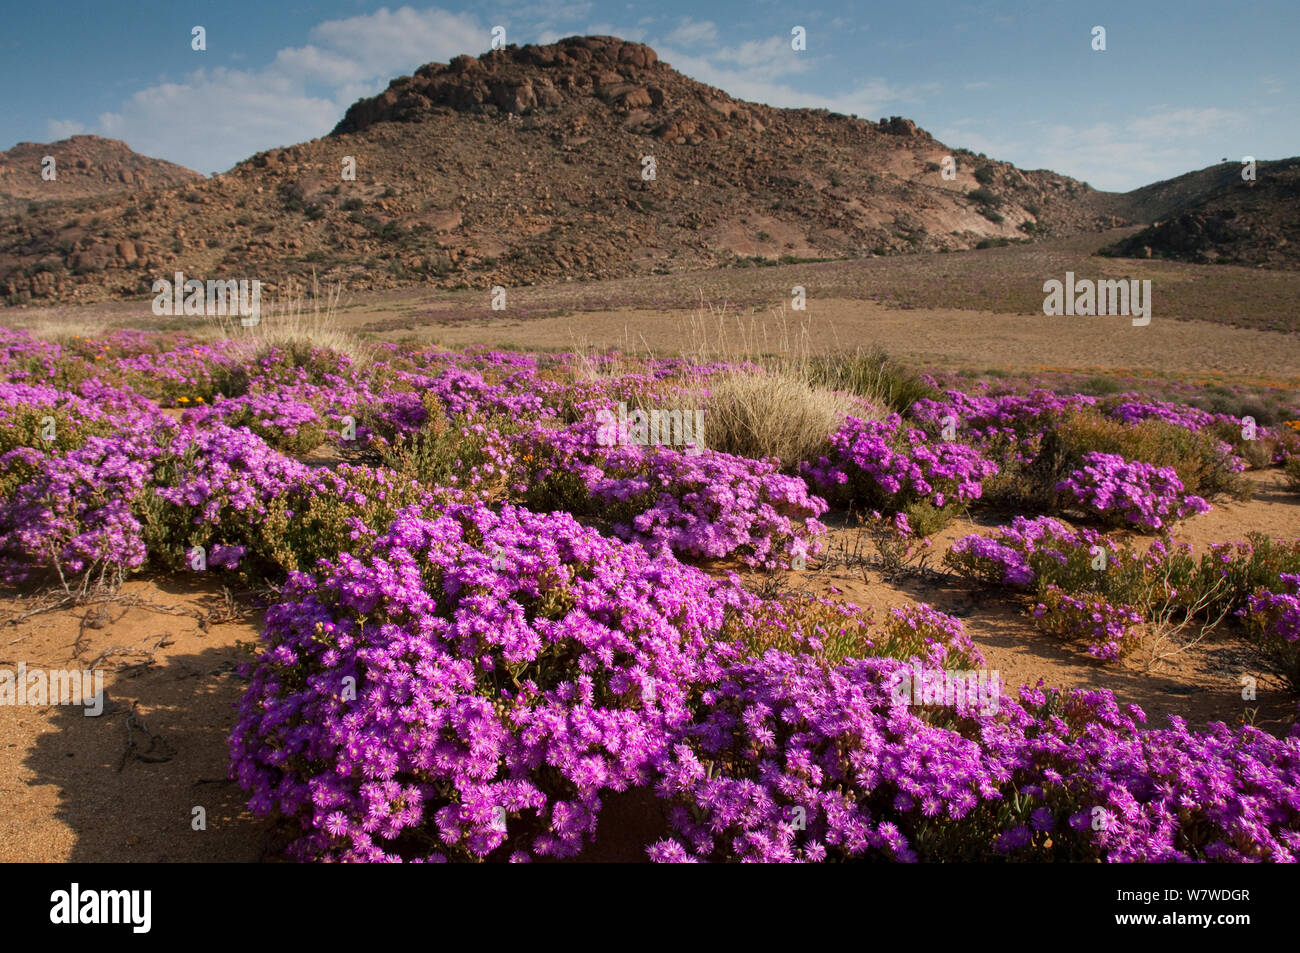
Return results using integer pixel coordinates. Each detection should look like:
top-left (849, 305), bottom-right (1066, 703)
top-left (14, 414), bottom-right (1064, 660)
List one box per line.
top-left (1101, 157), bottom-right (1300, 268)
top-left (0, 136), bottom-right (203, 214)
top-left (1, 36), bottom-right (1128, 305)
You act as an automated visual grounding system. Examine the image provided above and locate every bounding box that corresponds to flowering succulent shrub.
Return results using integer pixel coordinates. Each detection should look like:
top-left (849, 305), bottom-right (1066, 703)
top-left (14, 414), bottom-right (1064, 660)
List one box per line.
top-left (0, 429), bottom-right (163, 584)
top-left (649, 653), bottom-right (1012, 862)
top-left (726, 593), bottom-right (983, 670)
top-left (0, 378), bottom-right (184, 582)
top-left (946, 520), bottom-right (1231, 664)
top-left (649, 654), bottom-right (1300, 862)
top-left (1203, 534), bottom-right (1300, 611)
top-left (143, 424), bottom-right (315, 571)
top-left (803, 414), bottom-right (998, 532)
top-left (1285, 455), bottom-right (1300, 494)
top-left (229, 502), bottom-right (749, 862)
top-left (1039, 410), bottom-right (1250, 505)
top-left (187, 393), bottom-right (327, 455)
top-left (373, 408), bottom-right (524, 502)
top-left (587, 447), bottom-right (828, 569)
top-left (1056, 452), bottom-right (1210, 530)
top-left (513, 421), bottom-right (828, 568)
top-left (1106, 398), bottom-right (1218, 431)
top-left (912, 388), bottom-right (1096, 443)
top-left (1003, 685), bottom-right (1300, 862)
top-left (945, 516), bottom-right (1121, 591)
top-left (1239, 573), bottom-right (1300, 691)
top-left (2, 406), bottom-right (371, 585)
top-left (1031, 586), bottom-right (1145, 661)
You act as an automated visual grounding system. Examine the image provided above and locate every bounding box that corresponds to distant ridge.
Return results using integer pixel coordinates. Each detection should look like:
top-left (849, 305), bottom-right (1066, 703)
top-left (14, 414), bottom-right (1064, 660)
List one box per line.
top-left (1101, 157), bottom-right (1300, 268)
top-left (3, 35), bottom-right (1135, 304)
top-left (0, 135), bottom-right (203, 212)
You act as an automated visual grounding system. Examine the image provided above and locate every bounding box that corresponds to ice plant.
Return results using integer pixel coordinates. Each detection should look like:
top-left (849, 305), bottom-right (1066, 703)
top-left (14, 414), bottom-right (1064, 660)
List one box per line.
top-left (1056, 452), bottom-right (1210, 530)
top-left (229, 502), bottom-right (753, 861)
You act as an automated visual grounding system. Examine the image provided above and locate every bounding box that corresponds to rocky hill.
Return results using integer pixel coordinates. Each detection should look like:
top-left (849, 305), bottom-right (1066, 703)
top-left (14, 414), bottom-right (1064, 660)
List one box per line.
top-left (0, 136), bottom-right (203, 214)
top-left (1101, 157), bottom-right (1300, 268)
top-left (1, 36), bottom-right (1127, 305)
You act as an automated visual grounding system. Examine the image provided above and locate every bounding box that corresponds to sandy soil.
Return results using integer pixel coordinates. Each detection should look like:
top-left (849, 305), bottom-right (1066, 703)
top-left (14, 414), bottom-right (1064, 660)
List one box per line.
top-left (0, 577), bottom-right (268, 862)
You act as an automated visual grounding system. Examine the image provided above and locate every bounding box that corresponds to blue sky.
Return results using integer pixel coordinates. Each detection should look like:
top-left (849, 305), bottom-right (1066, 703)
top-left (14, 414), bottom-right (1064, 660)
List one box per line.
top-left (2, 0), bottom-right (1295, 191)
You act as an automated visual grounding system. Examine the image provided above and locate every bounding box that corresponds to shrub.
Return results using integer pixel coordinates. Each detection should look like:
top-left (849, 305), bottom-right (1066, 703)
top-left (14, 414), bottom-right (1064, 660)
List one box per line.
top-left (702, 369), bottom-right (866, 468)
top-left (1055, 452), bottom-right (1211, 531)
top-left (1239, 574), bottom-right (1300, 691)
top-left (229, 502), bottom-right (749, 861)
top-left (804, 414), bottom-right (999, 533)
top-left (649, 655), bottom-right (1300, 862)
top-left (1285, 455), bottom-right (1300, 493)
top-left (188, 394), bottom-right (327, 455)
top-left (805, 349), bottom-right (937, 415)
top-left (1031, 586), bottom-right (1144, 661)
top-left (948, 518), bottom-right (1221, 616)
top-left (1035, 409), bottom-right (1249, 504)
top-left (1206, 534), bottom-right (1300, 611)
top-left (583, 447), bottom-right (829, 569)
top-left (366, 396), bottom-right (522, 502)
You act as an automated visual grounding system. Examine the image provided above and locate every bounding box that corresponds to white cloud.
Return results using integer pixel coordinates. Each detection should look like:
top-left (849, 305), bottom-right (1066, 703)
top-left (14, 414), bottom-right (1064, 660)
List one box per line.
top-left (1125, 107), bottom-right (1241, 141)
top-left (45, 118), bottom-right (87, 140)
top-left (712, 35), bottom-right (812, 77)
top-left (46, 5), bottom-right (488, 175)
top-left (936, 120), bottom-right (1208, 191)
top-left (664, 18), bottom-right (717, 46)
top-left (657, 44), bottom-right (912, 117)
top-left (304, 6), bottom-right (486, 77)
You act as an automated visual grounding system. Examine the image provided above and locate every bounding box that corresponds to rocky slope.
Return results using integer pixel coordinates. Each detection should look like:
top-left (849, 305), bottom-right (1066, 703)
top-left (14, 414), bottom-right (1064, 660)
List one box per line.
top-left (1101, 157), bottom-right (1300, 268)
top-left (0, 136), bottom-right (203, 213)
top-left (1, 36), bottom-right (1127, 304)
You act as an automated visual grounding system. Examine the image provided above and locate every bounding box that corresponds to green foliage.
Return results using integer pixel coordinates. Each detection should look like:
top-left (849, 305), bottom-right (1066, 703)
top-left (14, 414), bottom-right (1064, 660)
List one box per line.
top-left (1284, 455), bottom-right (1300, 493)
top-left (727, 594), bottom-right (981, 671)
top-left (1030, 409), bottom-right (1251, 505)
top-left (804, 348), bottom-right (938, 416)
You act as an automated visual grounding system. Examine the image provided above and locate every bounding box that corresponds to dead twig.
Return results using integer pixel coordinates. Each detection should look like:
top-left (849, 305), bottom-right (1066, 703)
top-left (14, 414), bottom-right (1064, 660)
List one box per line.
top-left (117, 702), bottom-right (175, 772)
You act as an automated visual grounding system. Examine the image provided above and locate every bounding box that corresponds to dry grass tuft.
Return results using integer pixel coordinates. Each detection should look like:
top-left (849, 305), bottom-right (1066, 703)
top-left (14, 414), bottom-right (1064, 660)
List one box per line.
top-left (702, 370), bottom-right (870, 467)
top-left (216, 278), bottom-right (372, 368)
